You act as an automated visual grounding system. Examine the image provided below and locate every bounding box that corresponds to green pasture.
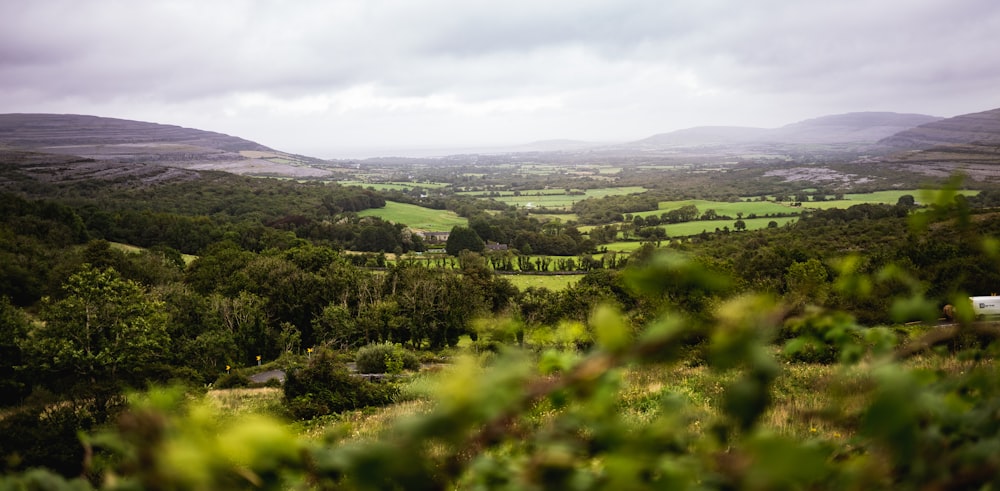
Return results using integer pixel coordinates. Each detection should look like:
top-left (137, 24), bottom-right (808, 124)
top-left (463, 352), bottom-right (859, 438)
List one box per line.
top-left (597, 241), bottom-right (649, 253)
top-left (799, 189), bottom-right (980, 210)
top-left (503, 274), bottom-right (582, 291)
top-left (637, 199), bottom-right (800, 219)
top-left (340, 181), bottom-right (450, 191)
top-left (663, 216), bottom-right (797, 237)
top-left (478, 186), bottom-right (647, 210)
top-left (357, 201), bottom-right (467, 231)
top-left (108, 242), bottom-right (198, 265)
top-left (458, 188), bottom-right (574, 197)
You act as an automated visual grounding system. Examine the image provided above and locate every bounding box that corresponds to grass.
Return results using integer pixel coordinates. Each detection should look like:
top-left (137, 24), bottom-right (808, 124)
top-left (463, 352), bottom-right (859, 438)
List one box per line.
top-left (503, 273), bottom-right (583, 291)
top-left (339, 181), bottom-right (450, 191)
top-left (468, 186), bottom-right (647, 211)
top-left (357, 201), bottom-right (467, 231)
top-left (800, 189), bottom-right (980, 210)
top-left (638, 199), bottom-right (801, 219)
top-left (662, 216), bottom-right (798, 236)
top-left (206, 387), bottom-right (285, 418)
top-left (109, 241), bottom-right (198, 265)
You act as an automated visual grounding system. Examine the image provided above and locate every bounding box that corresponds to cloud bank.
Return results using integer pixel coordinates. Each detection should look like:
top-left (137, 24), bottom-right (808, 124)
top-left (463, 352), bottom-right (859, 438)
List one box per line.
top-left (2, 0), bottom-right (999, 157)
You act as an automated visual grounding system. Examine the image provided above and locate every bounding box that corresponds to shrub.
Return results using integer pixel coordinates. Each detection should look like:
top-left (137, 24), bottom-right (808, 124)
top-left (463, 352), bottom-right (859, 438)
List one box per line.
top-left (283, 348), bottom-right (397, 419)
top-left (212, 371), bottom-right (250, 389)
top-left (355, 342), bottom-right (420, 374)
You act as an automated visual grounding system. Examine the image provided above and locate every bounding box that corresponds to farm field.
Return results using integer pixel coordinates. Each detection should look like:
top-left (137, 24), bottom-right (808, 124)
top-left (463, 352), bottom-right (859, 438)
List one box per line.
top-left (502, 273), bottom-right (582, 291)
top-left (639, 199), bottom-right (800, 218)
top-left (800, 189), bottom-right (980, 209)
top-left (357, 201), bottom-right (467, 231)
top-left (663, 215), bottom-right (798, 236)
top-left (477, 186), bottom-right (647, 210)
top-left (338, 181), bottom-right (450, 191)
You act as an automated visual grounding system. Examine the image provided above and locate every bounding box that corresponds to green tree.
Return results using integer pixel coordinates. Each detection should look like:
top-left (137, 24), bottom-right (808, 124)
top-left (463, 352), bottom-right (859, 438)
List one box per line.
top-left (0, 296), bottom-right (31, 406)
top-left (29, 266), bottom-right (170, 399)
top-left (785, 258), bottom-right (831, 309)
top-left (445, 226), bottom-right (485, 256)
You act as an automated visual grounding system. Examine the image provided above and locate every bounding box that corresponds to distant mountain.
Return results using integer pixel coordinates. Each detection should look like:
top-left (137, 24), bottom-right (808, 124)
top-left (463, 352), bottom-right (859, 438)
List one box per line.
top-left (0, 113), bottom-right (268, 152)
top-left (512, 139), bottom-right (604, 152)
top-left (766, 112), bottom-right (942, 145)
top-left (878, 107), bottom-right (1000, 150)
top-left (625, 112), bottom-right (941, 151)
top-left (0, 113), bottom-right (330, 177)
top-left (631, 126), bottom-right (768, 147)
top-left (873, 107), bottom-right (1000, 167)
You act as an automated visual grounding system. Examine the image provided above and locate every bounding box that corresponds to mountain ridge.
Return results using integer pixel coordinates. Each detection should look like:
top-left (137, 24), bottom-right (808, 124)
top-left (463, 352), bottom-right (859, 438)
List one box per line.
top-left (626, 112), bottom-right (942, 150)
top-left (0, 113), bottom-right (331, 177)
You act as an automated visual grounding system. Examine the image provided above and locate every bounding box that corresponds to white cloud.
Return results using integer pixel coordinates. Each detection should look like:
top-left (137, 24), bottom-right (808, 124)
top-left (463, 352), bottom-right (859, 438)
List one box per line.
top-left (2, 0), bottom-right (1000, 156)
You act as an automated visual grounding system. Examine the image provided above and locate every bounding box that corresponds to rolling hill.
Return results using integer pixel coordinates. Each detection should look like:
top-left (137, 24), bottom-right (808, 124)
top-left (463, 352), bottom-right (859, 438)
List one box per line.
top-left (0, 113), bottom-right (331, 178)
top-left (872, 107), bottom-right (1000, 177)
top-left (626, 112), bottom-right (941, 150)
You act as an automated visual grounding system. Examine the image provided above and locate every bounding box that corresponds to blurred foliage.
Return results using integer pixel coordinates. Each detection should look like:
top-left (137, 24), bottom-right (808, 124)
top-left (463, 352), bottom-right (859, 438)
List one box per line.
top-left (354, 342), bottom-right (420, 374)
top-left (3, 176), bottom-right (1000, 489)
top-left (282, 348), bottom-right (398, 420)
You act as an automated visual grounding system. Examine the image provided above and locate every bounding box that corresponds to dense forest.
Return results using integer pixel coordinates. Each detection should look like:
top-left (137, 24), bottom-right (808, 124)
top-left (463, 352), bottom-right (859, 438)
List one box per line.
top-left (3, 164), bottom-right (1000, 488)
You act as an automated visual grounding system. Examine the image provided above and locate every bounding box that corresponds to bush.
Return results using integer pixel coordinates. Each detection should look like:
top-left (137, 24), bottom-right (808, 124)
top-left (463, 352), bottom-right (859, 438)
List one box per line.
top-left (283, 348), bottom-right (397, 420)
top-left (212, 371), bottom-right (250, 389)
top-left (355, 342), bottom-right (420, 374)
top-left (0, 404), bottom-right (96, 477)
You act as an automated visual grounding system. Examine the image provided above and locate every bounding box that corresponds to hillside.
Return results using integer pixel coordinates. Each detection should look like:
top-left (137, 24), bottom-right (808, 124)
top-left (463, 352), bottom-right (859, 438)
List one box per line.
top-left (766, 112), bottom-right (942, 144)
top-left (873, 108), bottom-right (1000, 176)
top-left (630, 126), bottom-right (768, 148)
top-left (0, 113), bottom-right (331, 178)
top-left (625, 112), bottom-right (939, 151)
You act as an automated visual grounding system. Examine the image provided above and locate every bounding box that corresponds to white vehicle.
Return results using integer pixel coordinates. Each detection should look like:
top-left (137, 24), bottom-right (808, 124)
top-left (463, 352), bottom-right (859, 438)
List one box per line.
top-left (944, 295), bottom-right (1000, 320)
top-left (970, 296), bottom-right (1000, 317)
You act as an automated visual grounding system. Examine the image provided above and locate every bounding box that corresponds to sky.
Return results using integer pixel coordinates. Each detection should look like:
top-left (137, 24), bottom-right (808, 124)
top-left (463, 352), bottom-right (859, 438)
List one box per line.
top-left (2, 0), bottom-right (1000, 158)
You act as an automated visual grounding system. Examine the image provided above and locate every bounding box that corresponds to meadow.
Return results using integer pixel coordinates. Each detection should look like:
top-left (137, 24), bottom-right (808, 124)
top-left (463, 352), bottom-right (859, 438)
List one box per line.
top-left (462, 186), bottom-right (647, 210)
top-left (639, 199), bottom-right (800, 218)
top-left (356, 201), bottom-right (467, 231)
top-left (338, 181), bottom-right (450, 191)
top-left (502, 273), bottom-right (583, 291)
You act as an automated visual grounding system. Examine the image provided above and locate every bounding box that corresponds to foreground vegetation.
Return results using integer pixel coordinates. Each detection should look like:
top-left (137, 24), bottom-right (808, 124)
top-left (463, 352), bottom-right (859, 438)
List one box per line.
top-left (4, 146), bottom-right (1000, 489)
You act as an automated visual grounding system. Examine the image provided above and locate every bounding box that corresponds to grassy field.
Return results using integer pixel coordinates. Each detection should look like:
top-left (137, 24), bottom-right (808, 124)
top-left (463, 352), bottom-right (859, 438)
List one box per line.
top-left (638, 199), bottom-right (801, 218)
top-left (339, 181), bottom-right (450, 191)
top-left (357, 201), bottom-right (467, 231)
top-left (109, 241), bottom-right (198, 265)
top-left (478, 186), bottom-right (647, 210)
top-left (502, 273), bottom-right (583, 291)
top-left (800, 189), bottom-right (980, 210)
top-left (206, 351), bottom-right (958, 444)
top-left (663, 215), bottom-right (798, 236)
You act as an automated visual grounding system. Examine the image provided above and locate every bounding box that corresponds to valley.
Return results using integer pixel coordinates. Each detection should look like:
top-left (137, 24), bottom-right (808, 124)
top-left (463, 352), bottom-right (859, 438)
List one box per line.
top-left (2, 108), bottom-right (1000, 489)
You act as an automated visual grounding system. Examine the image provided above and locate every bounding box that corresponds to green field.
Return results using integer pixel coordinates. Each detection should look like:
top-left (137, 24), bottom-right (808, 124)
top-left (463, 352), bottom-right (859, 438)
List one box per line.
top-left (481, 186), bottom-right (647, 210)
top-left (357, 201), bottom-right (467, 231)
top-left (598, 241), bottom-right (649, 253)
top-left (109, 241), bottom-right (198, 265)
top-left (638, 199), bottom-right (800, 218)
top-left (340, 181), bottom-right (450, 191)
top-left (503, 273), bottom-right (582, 291)
top-left (663, 216), bottom-right (797, 236)
top-left (800, 189), bottom-right (980, 209)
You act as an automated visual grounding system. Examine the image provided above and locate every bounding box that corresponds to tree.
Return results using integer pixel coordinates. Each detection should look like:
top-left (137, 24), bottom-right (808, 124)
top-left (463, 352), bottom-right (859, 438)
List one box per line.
top-left (445, 226), bottom-right (485, 256)
top-left (0, 296), bottom-right (30, 405)
top-left (785, 258), bottom-right (831, 308)
top-left (734, 219), bottom-right (747, 231)
top-left (29, 266), bottom-right (170, 398)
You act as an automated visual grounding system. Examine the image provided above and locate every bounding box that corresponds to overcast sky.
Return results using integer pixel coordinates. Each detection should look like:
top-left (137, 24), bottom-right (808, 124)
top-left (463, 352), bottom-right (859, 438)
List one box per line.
top-left (2, 0), bottom-right (999, 158)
